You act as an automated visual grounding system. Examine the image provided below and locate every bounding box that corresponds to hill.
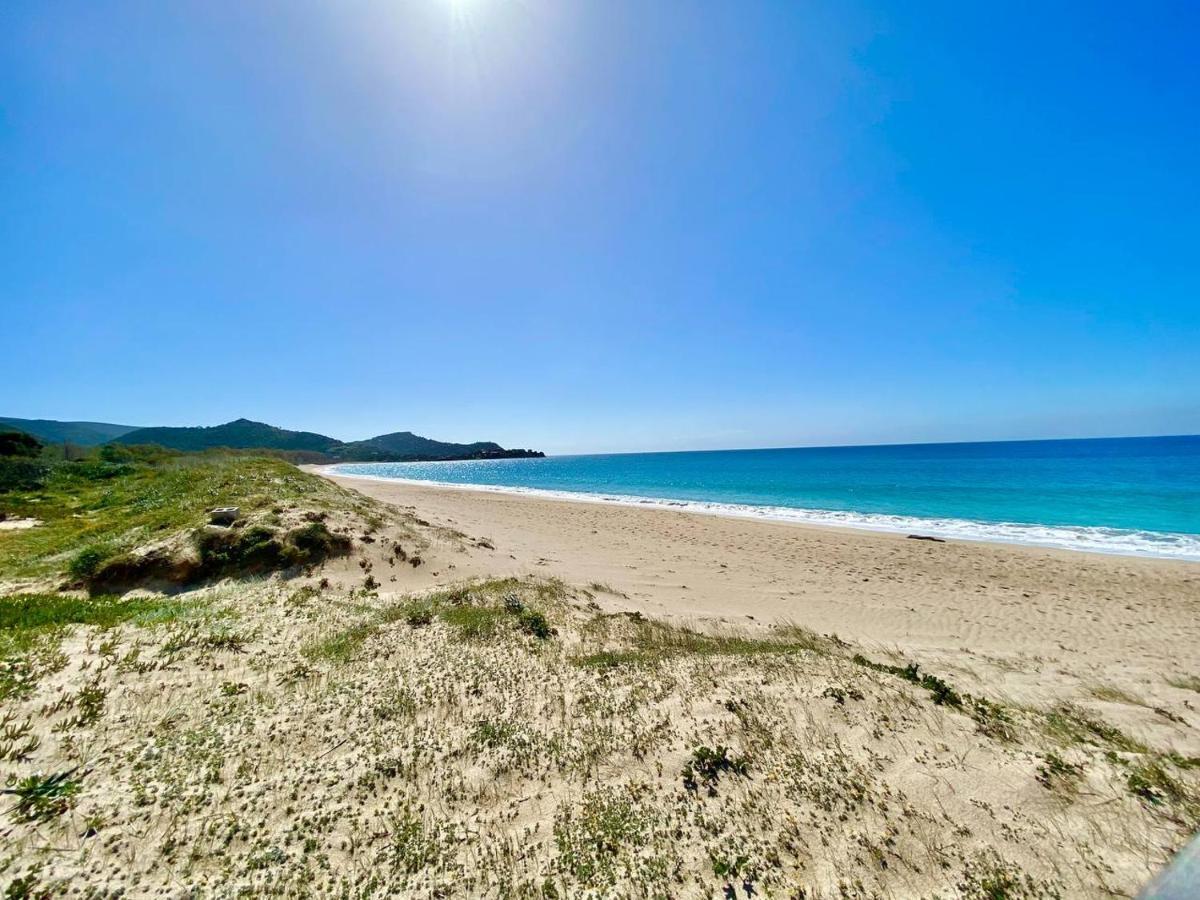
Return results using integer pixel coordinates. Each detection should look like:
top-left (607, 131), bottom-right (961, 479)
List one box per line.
top-left (116, 418), bottom-right (341, 454)
top-left (5, 416), bottom-right (544, 461)
top-left (331, 430), bottom-right (541, 462)
top-left (0, 417), bottom-right (140, 446)
top-left (110, 418), bottom-right (543, 461)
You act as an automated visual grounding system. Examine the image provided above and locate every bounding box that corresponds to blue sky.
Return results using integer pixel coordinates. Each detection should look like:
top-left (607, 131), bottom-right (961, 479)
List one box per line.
top-left (3, 1), bottom-right (1197, 454)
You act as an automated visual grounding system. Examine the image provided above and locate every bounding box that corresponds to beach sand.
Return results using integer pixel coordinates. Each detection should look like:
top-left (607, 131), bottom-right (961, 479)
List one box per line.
top-left (8, 462), bottom-right (1200, 896)
top-left (320, 469), bottom-right (1200, 751)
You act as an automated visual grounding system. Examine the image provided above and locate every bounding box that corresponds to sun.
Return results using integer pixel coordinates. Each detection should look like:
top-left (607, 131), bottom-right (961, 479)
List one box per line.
top-left (446, 0), bottom-right (480, 24)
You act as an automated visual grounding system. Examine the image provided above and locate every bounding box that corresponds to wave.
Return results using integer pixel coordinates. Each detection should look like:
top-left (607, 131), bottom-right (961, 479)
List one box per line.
top-left (328, 466), bottom-right (1200, 562)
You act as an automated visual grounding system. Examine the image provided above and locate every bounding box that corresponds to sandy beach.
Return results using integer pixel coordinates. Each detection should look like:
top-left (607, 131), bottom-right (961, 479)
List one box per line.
top-left (6, 454), bottom-right (1200, 896)
top-left (321, 469), bottom-right (1200, 750)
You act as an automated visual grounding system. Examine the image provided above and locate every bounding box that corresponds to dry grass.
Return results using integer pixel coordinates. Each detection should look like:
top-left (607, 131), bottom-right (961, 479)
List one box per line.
top-left (2, 572), bottom-right (1196, 897)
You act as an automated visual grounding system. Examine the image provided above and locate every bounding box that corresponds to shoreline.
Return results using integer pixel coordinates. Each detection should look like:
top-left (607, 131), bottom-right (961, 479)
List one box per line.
top-left (315, 467), bottom-right (1200, 678)
top-left (320, 465), bottom-right (1200, 562)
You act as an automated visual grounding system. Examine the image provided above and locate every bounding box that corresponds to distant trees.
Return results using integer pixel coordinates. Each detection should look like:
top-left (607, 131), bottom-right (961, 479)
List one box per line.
top-left (0, 430), bottom-right (42, 458)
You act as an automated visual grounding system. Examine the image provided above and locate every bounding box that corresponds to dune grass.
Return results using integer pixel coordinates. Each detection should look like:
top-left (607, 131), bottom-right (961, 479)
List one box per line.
top-left (0, 455), bottom-right (359, 582)
top-left (302, 579), bottom-right (559, 663)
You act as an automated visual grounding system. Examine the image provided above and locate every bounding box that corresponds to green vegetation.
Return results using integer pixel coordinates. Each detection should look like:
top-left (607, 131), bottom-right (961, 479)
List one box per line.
top-left (0, 452), bottom-right (356, 583)
top-left (3, 770), bottom-right (84, 823)
top-left (302, 619), bottom-right (384, 664)
top-left (1042, 702), bottom-right (1147, 754)
top-left (0, 430), bottom-right (42, 458)
top-left (957, 850), bottom-right (1063, 900)
top-left (1037, 751), bottom-right (1084, 793)
top-left (553, 785), bottom-right (671, 891)
top-left (682, 745), bottom-right (751, 793)
top-left (1167, 673), bottom-right (1200, 694)
top-left (0, 592), bottom-right (189, 634)
top-left (301, 580), bottom-right (560, 663)
top-left (1088, 683), bottom-right (1146, 706)
top-left (0, 592), bottom-right (197, 701)
top-left (0, 416), bottom-right (139, 447)
top-left (1124, 759), bottom-right (1199, 826)
top-left (575, 615), bottom-right (827, 669)
top-left (852, 653), bottom-right (963, 707)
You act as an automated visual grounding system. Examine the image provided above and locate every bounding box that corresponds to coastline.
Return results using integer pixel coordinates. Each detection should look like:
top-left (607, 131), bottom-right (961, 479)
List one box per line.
top-left (320, 464), bottom-right (1200, 562)
top-left (314, 468), bottom-right (1200, 681)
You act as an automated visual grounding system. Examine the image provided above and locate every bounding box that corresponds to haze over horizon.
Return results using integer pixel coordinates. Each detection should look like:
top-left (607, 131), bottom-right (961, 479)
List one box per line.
top-left (4, 1), bottom-right (1198, 455)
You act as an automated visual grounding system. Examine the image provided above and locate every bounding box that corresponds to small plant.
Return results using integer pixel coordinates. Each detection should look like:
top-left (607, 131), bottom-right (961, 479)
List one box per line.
top-left (4, 769), bottom-right (84, 822)
top-left (439, 605), bottom-right (506, 640)
top-left (302, 621), bottom-right (378, 663)
top-left (2, 864), bottom-right (49, 900)
top-left (1125, 758), bottom-right (1197, 823)
top-left (517, 609), bottom-right (555, 639)
top-left (971, 696), bottom-right (1017, 742)
top-left (288, 585), bottom-right (321, 606)
top-left (1042, 703), bottom-right (1146, 753)
top-left (52, 678), bottom-right (107, 732)
top-left (553, 785), bottom-right (670, 890)
top-left (682, 745), bottom-right (750, 794)
top-left (710, 848), bottom-right (755, 883)
top-left (852, 654), bottom-right (963, 707)
top-left (1036, 752), bottom-right (1083, 792)
top-left (380, 808), bottom-right (452, 875)
top-left (0, 710), bottom-right (39, 763)
top-left (957, 850), bottom-right (1062, 899)
top-left (575, 650), bottom-right (643, 670)
top-left (403, 603), bottom-right (433, 628)
top-left (821, 685), bottom-right (864, 705)
top-left (277, 662), bottom-right (312, 685)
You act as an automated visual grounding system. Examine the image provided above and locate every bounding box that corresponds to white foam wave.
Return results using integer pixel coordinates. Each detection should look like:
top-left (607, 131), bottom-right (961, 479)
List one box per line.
top-left (327, 466), bottom-right (1200, 562)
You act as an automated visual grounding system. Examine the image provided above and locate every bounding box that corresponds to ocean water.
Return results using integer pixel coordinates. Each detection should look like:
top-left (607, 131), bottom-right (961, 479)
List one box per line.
top-left (333, 435), bottom-right (1200, 560)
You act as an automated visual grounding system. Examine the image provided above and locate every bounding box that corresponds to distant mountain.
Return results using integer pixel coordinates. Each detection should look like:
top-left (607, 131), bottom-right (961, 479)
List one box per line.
top-left (0, 417), bottom-right (141, 446)
top-left (331, 431), bottom-right (541, 462)
top-left (116, 419), bottom-right (341, 453)
top-left (107, 418), bottom-right (543, 461)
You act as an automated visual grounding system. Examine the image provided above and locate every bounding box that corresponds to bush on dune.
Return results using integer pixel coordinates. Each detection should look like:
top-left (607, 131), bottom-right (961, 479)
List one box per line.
top-left (84, 521), bottom-right (354, 594)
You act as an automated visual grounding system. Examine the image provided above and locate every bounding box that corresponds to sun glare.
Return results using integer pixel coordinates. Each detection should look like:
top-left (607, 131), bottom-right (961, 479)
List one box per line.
top-left (446, 0), bottom-right (479, 25)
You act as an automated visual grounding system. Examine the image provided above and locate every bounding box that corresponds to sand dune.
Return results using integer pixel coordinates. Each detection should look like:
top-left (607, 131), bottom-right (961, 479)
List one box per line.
top-left (321, 470), bottom-right (1200, 755)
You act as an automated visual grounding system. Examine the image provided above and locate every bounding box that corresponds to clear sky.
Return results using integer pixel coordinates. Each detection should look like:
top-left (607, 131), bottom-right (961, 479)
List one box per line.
top-left (3, 1), bottom-right (1197, 454)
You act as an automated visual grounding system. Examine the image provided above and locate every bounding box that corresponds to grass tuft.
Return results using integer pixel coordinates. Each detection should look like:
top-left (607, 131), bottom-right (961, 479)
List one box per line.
top-left (3, 769), bottom-right (84, 822)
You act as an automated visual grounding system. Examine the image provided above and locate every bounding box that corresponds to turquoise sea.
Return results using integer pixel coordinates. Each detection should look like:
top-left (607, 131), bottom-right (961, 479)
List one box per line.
top-left (333, 435), bottom-right (1200, 560)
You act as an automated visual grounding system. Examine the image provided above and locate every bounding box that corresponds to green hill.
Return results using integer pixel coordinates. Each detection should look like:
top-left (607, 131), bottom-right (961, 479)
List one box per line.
top-left (110, 418), bottom-right (543, 461)
top-left (333, 431), bottom-right (524, 462)
top-left (115, 418), bottom-right (341, 453)
top-left (7, 416), bottom-right (543, 461)
top-left (0, 417), bottom-right (140, 447)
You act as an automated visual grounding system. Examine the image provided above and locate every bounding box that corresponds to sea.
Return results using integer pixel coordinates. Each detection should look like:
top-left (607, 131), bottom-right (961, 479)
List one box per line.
top-left (332, 435), bottom-right (1200, 561)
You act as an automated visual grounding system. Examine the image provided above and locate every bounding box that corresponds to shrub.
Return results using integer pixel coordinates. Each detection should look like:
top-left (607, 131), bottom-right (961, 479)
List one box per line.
top-left (517, 609), bottom-right (555, 639)
top-left (58, 460), bottom-right (134, 482)
top-left (0, 431), bottom-right (41, 458)
top-left (87, 550), bottom-right (190, 594)
top-left (852, 654), bottom-right (963, 708)
top-left (69, 546), bottom-right (113, 582)
top-left (0, 458), bottom-right (49, 493)
top-left (287, 521), bottom-right (353, 563)
top-left (98, 443), bottom-right (178, 464)
top-left (195, 525), bottom-right (294, 576)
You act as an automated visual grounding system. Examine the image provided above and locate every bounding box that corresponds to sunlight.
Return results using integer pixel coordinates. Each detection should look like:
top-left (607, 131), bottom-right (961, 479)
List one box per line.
top-left (446, 0), bottom-right (482, 27)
